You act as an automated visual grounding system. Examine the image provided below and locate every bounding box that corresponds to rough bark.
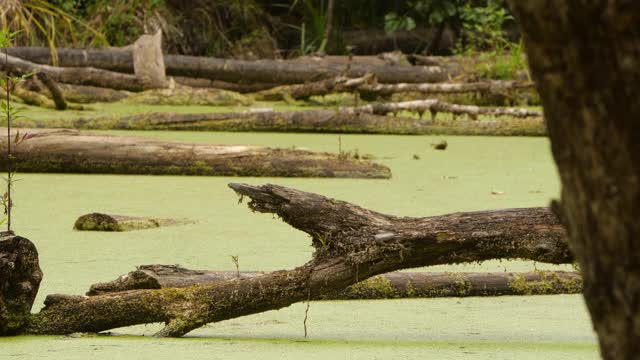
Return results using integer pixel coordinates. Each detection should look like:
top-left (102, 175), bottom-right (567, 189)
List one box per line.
top-left (6, 47), bottom-right (449, 84)
top-left (0, 233), bottom-right (42, 335)
top-left (255, 75), bottom-right (535, 101)
top-left (508, 1), bottom-right (640, 359)
top-left (0, 54), bottom-right (144, 92)
top-left (19, 183), bottom-right (571, 337)
top-left (74, 213), bottom-right (193, 232)
top-left (86, 264), bottom-right (582, 299)
top-left (0, 129), bottom-right (390, 178)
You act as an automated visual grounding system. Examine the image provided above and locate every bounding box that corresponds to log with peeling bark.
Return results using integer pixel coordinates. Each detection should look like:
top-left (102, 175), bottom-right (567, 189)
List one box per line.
top-left (0, 129), bottom-right (390, 178)
top-left (6, 47), bottom-right (449, 84)
top-left (86, 264), bottom-right (582, 299)
top-left (0, 54), bottom-right (144, 92)
top-left (255, 75), bottom-right (536, 101)
top-left (27, 100), bottom-right (543, 136)
top-left (7, 184), bottom-right (573, 337)
top-left (74, 213), bottom-right (193, 232)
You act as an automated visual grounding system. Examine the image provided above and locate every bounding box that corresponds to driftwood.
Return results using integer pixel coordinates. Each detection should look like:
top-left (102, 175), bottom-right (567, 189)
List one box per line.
top-left (255, 75), bottom-right (535, 101)
top-left (87, 264), bottom-right (582, 299)
top-left (7, 183), bottom-right (572, 337)
top-left (0, 129), bottom-right (390, 178)
top-left (0, 54), bottom-right (144, 92)
top-left (6, 47), bottom-right (449, 84)
top-left (74, 213), bottom-right (193, 232)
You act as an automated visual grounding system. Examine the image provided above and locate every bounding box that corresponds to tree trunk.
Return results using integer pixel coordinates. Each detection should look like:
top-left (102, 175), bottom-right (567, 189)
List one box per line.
top-left (0, 129), bottom-right (390, 178)
top-left (0, 54), bottom-right (144, 92)
top-left (16, 183), bottom-right (571, 337)
top-left (0, 233), bottom-right (42, 335)
top-left (86, 264), bottom-right (582, 299)
top-left (34, 73), bottom-right (67, 110)
top-left (508, 1), bottom-right (640, 359)
top-left (73, 213), bottom-right (193, 232)
top-left (6, 47), bottom-right (449, 84)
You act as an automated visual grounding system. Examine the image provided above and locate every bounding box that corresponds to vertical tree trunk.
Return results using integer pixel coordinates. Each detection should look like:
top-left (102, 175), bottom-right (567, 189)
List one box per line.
top-left (508, 1), bottom-right (640, 359)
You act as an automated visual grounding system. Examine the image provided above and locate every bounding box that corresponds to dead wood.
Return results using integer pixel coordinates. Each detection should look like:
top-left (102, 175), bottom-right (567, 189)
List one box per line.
top-left (87, 264), bottom-right (582, 299)
top-left (0, 129), bottom-right (390, 178)
top-left (17, 183), bottom-right (571, 337)
top-left (0, 54), bottom-right (144, 92)
top-left (6, 47), bottom-right (449, 84)
top-left (74, 213), bottom-right (193, 232)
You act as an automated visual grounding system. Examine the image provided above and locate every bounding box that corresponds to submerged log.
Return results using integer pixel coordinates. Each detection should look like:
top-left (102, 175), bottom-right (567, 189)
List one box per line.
top-left (17, 184), bottom-right (571, 337)
top-left (0, 129), bottom-right (390, 178)
top-left (87, 264), bottom-right (582, 298)
top-left (6, 47), bottom-right (449, 84)
top-left (74, 213), bottom-right (193, 232)
top-left (0, 54), bottom-right (144, 92)
top-left (0, 233), bottom-right (42, 335)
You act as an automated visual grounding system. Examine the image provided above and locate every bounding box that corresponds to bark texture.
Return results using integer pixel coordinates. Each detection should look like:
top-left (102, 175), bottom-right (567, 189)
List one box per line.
top-left (0, 129), bottom-right (390, 178)
top-left (21, 184), bottom-right (572, 337)
top-left (87, 264), bottom-right (582, 300)
top-left (86, 264), bottom-right (582, 299)
top-left (508, 1), bottom-right (640, 359)
top-left (0, 233), bottom-right (42, 335)
top-left (133, 31), bottom-right (167, 89)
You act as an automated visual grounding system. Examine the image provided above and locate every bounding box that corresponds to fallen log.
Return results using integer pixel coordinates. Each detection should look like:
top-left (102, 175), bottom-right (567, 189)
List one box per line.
top-left (74, 213), bottom-right (193, 232)
top-left (86, 264), bottom-right (582, 298)
top-left (255, 75), bottom-right (535, 101)
top-left (0, 129), bottom-right (390, 178)
top-left (173, 77), bottom-right (278, 93)
top-left (52, 100), bottom-right (542, 135)
top-left (14, 183), bottom-right (571, 336)
top-left (6, 47), bottom-right (449, 84)
top-left (0, 54), bottom-right (145, 92)
top-left (123, 83), bottom-right (252, 106)
top-left (56, 84), bottom-right (131, 103)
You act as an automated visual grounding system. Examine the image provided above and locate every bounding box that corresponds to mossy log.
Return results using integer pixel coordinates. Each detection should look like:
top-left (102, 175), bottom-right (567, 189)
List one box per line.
top-left (10, 183), bottom-right (572, 337)
top-left (6, 47), bottom-right (449, 84)
top-left (57, 84), bottom-right (131, 103)
top-left (173, 77), bottom-right (278, 93)
top-left (0, 233), bottom-right (42, 335)
top-left (48, 100), bottom-right (545, 136)
top-left (255, 75), bottom-right (535, 101)
top-left (74, 213), bottom-right (193, 232)
top-left (0, 54), bottom-right (144, 92)
top-left (0, 129), bottom-right (390, 178)
top-left (87, 264), bottom-right (582, 298)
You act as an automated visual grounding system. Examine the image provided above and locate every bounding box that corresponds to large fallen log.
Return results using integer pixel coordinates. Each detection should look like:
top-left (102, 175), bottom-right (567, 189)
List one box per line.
top-left (18, 108), bottom-right (546, 136)
top-left (6, 47), bottom-right (449, 84)
top-left (255, 75), bottom-right (536, 101)
top-left (14, 183), bottom-right (572, 337)
top-left (87, 264), bottom-right (582, 299)
top-left (0, 129), bottom-right (390, 178)
top-left (40, 100), bottom-right (542, 136)
top-left (0, 54), bottom-right (144, 92)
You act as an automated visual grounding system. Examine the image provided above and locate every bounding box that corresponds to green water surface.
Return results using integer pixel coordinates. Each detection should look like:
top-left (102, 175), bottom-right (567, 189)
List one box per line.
top-left (1, 132), bottom-right (598, 359)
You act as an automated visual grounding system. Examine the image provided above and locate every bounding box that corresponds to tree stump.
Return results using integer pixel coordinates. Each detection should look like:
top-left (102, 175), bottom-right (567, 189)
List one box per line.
top-left (0, 232), bottom-right (42, 335)
top-left (133, 30), bottom-right (167, 89)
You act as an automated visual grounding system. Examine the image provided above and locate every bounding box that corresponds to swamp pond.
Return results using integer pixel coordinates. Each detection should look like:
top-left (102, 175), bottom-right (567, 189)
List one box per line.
top-left (0, 132), bottom-right (597, 359)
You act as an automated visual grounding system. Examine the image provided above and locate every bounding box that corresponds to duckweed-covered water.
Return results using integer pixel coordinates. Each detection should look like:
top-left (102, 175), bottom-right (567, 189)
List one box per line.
top-left (1, 132), bottom-right (598, 359)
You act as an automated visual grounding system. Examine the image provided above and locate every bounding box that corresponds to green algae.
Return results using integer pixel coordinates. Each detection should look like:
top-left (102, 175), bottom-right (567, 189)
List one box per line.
top-left (3, 132), bottom-right (596, 358)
